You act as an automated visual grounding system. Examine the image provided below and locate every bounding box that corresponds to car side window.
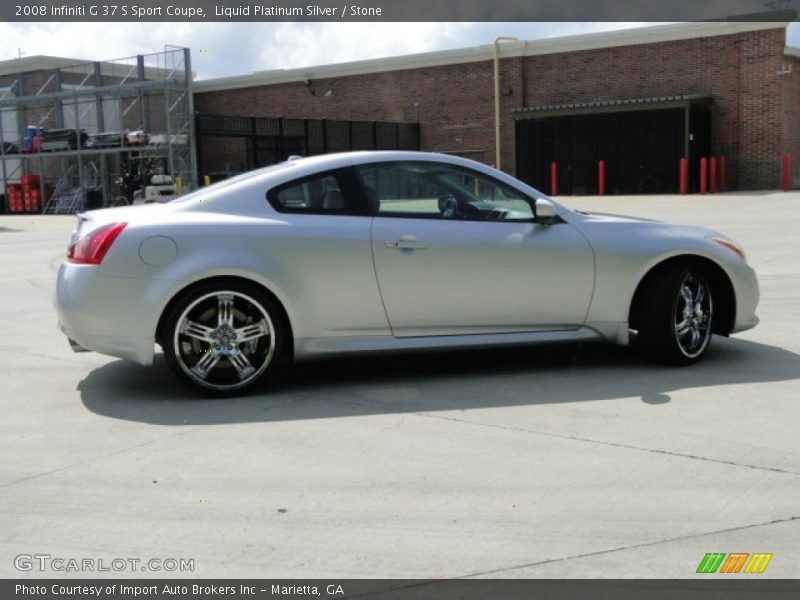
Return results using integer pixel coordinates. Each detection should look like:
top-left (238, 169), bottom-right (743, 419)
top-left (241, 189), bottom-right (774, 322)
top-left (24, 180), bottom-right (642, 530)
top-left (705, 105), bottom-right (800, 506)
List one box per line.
top-left (356, 162), bottom-right (534, 222)
top-left (268, 172), bottom-right (350, 214)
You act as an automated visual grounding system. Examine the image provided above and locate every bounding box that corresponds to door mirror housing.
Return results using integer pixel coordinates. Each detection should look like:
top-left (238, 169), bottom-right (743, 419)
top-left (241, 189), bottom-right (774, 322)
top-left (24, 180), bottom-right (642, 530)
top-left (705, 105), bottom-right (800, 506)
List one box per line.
top-left (534, 198), bottom-right (558, 224)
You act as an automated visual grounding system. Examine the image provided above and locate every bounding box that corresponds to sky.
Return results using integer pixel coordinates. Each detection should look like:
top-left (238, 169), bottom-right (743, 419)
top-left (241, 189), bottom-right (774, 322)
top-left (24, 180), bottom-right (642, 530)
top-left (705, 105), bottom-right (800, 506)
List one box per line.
top-left (1, 21), bottom-right (797, 81)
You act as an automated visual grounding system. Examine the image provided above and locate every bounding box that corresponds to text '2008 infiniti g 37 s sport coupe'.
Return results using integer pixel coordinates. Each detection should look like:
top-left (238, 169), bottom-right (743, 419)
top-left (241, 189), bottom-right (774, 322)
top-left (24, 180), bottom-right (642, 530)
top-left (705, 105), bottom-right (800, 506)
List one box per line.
top-left (55, 151), bottom-right (759, 395)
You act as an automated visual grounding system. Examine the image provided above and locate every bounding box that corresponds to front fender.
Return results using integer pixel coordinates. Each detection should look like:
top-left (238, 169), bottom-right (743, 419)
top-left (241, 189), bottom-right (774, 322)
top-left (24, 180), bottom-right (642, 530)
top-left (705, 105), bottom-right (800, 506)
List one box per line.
top-left (579, 223), bottom-right (752, 329)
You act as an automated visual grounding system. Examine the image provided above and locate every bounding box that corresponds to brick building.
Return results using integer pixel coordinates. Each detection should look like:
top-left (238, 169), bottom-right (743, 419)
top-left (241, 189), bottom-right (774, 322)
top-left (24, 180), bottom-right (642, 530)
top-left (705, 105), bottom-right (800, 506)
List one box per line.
top-left (194, 20), bottom-right (800, 193)
top-left (2, 20), bottom-right (798, 201)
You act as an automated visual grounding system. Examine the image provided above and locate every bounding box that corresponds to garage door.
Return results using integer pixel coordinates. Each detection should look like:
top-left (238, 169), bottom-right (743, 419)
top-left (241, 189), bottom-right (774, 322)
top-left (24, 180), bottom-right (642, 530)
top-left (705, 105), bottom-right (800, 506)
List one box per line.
top-left (516, 106), bottom-right (711, 195)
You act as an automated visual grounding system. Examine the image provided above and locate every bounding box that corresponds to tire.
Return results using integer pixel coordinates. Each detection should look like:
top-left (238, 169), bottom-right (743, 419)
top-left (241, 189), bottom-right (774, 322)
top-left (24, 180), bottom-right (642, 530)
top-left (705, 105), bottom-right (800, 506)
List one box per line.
top-left (637, 263), bottom-right (714, 364)
top-left (162, 281), bottom-right (286, 395)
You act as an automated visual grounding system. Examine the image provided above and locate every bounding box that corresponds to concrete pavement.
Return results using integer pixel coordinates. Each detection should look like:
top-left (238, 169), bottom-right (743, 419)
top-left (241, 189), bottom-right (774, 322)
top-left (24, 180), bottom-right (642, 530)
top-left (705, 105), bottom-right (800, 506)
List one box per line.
top-left (0, 192), bottom-right (798, 578)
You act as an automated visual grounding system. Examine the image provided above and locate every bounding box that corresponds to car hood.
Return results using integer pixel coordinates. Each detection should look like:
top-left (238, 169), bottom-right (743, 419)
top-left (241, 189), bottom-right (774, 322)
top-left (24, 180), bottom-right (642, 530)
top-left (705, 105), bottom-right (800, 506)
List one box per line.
top-left (568, 208), bottom-right (734, 245)
top-left (574, 210), bottom-right (659, 223)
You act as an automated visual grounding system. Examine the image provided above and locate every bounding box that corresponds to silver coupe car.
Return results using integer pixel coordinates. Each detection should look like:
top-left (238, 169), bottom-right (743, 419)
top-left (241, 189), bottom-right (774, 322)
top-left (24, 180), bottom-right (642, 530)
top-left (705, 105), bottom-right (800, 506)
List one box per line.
top-left (55, 151), bottom-right (759, 394)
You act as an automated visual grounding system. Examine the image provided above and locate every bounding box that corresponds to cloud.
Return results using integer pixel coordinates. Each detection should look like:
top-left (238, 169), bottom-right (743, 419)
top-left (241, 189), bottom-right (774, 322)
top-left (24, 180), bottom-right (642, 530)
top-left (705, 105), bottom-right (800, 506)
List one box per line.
top-left (0, 21), bottom-right (195, 63)
top-left (0, 22), bottom-right (653, 80)
top-left (3, 21), bottom-right (796, 80)
top-left (250, 22), bottom-right (464, 72)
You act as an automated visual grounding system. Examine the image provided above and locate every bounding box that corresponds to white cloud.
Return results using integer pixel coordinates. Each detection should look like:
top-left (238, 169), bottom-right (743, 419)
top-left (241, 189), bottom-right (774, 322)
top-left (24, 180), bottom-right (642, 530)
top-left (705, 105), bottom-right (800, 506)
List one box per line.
top-left (0, 22), bottom-right (195, 63)
top-left (0, 22), bottom-right (648, 80)
top-left (6, 20), bottom-right (794, 79)
top-left (252, 22), bottom-right (464, 71)
top-left (787, 21), bottom-right (800, 47)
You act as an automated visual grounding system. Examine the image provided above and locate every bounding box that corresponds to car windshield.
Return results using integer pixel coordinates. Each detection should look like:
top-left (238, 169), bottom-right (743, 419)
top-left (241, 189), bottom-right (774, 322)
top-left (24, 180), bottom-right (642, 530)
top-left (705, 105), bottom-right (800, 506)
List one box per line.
top-left (169, 161), bottom-right (297, 204)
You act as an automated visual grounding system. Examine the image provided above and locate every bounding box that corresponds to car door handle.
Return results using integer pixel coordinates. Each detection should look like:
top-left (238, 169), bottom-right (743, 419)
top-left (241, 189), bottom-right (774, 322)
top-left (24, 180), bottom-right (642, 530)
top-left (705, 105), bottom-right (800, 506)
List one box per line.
top-left (385, 236), bottom-right (428, 250)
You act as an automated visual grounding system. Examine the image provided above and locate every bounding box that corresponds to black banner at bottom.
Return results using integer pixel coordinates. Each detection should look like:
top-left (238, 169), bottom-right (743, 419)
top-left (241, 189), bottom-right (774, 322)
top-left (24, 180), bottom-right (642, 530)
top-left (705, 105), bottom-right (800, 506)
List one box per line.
top-left (5, 580), bottom-right (800, 600)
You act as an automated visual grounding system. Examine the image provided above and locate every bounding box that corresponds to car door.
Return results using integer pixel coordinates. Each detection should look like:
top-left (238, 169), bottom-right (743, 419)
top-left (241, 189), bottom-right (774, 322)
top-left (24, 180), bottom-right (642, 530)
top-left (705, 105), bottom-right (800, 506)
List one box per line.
top-left (264, 167), bottom-right (390, 338)
top-left (359, 160), bottom-right (595, 337)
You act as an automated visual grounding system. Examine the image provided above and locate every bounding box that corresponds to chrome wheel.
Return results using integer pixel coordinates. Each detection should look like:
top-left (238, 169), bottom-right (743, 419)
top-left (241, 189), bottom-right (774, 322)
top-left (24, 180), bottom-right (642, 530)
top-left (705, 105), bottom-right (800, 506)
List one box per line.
top-left (172, 290), bottom-right (276, 391)
top-left (674, 272), bottom-right (713, 359)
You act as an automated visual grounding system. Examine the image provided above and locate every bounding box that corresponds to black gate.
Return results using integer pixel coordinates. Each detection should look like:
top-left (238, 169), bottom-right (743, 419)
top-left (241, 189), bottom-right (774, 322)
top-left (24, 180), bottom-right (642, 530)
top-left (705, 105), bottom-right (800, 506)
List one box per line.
top-left (196, 114), bottom-right (420, 179)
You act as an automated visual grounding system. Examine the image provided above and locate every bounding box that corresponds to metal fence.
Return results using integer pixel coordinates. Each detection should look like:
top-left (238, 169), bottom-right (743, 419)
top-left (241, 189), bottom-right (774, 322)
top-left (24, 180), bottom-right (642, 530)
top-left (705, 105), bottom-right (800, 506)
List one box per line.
top-left (196, 114), bottom-right (420, 178)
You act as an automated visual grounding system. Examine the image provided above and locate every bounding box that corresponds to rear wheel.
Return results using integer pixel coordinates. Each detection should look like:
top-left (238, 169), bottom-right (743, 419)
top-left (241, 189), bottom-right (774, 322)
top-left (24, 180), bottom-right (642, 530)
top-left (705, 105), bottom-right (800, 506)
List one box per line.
top-left (163, 282), bottom-right (285, 395)
top-left (637, 264), bottom-right (714, 364)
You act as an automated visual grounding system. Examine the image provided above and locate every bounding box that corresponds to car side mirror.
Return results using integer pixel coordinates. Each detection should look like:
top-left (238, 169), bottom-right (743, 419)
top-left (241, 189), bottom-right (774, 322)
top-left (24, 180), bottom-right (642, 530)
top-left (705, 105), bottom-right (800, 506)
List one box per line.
top-left (534, 198), bottom-right (558, 224)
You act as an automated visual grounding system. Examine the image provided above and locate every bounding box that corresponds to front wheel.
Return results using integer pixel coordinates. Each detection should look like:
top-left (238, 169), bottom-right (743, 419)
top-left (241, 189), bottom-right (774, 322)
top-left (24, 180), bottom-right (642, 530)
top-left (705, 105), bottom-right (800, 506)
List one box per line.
top-left (637, 264), bottom-right (714, 364)
top-left (163, 282), bottom-right (285, 395)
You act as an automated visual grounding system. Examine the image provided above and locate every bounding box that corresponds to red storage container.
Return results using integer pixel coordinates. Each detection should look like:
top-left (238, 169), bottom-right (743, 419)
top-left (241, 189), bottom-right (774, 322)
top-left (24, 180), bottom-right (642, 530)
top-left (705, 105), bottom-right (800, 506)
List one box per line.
top-left (23, 190), bottom-right (32, 212)
top-left (7, 185), bottom-right (22, 213)
top-left (30, 189), bottom-right (41, 213)
top-left (21, 174), bottom-right (40, 192)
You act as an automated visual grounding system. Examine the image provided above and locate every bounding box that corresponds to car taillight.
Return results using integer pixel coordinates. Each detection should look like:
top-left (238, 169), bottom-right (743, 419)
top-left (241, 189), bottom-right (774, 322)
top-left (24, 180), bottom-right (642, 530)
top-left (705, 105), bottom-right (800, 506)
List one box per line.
top-left (67, 222), bottom-right (127, 265)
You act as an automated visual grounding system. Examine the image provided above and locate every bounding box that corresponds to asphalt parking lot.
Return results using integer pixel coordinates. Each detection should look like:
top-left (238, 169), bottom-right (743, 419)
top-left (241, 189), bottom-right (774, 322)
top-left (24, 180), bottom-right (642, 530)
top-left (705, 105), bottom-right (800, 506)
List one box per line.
top-left (0, 192), bottom-right (798, 579)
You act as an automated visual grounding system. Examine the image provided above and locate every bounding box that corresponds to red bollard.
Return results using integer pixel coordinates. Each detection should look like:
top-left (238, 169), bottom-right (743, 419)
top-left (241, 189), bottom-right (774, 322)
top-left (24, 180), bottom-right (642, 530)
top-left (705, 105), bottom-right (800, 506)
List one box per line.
top-left (720, 157), bottom-right (727, 192)
top-left (782, 154), bottom-right (791, 192)
top-left (550, 162), bottom-right (558, 197)
top-left (679, 158), bottom-right (688, 195)
top-left (710, 157), bottom-right (717, 194)
top-left (598, 160), bottom-right (606, 196)
top-left (700, 157), bottom-right (708, 195)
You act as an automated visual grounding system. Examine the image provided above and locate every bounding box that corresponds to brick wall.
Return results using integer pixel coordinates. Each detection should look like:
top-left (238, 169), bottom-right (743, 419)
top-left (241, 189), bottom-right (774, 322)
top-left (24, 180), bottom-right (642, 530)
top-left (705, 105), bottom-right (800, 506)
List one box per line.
top-left (195, 60), bottom-right (496, 166)
top-left (191, 27), bottom-right (793, 191)
top-left (781, 54), bottom-right (800, 188)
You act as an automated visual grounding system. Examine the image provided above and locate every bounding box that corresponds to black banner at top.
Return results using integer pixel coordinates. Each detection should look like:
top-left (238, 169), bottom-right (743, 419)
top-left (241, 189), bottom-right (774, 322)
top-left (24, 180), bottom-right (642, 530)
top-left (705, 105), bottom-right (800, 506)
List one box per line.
top-left (0, 0), bottom-right (798, 22)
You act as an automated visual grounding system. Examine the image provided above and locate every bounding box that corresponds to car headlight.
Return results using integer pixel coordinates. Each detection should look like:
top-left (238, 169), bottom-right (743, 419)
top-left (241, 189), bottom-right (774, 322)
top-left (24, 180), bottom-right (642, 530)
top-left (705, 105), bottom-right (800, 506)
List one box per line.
top-left (709, 237), bottom-right (746, 261)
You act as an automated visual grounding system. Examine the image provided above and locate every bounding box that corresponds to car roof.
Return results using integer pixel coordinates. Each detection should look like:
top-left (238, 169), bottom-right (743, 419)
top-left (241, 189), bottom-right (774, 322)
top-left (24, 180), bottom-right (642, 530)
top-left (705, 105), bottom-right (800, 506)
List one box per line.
top-left (284, 150), bottom-right (469, 168)
top-left (172, 150), bottom-right (557, 217)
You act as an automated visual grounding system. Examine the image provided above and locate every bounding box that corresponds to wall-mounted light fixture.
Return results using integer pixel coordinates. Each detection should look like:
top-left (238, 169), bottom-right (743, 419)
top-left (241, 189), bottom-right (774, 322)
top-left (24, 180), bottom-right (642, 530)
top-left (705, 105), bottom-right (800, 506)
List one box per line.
top-left (305, 80), bottom-right (332, 97)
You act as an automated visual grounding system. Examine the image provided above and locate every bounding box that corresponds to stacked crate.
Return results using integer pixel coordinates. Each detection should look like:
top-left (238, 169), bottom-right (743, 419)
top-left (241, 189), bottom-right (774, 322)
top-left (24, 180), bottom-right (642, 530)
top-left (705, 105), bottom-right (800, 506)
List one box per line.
top-left (6, 175), bottom-right (50, 213)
